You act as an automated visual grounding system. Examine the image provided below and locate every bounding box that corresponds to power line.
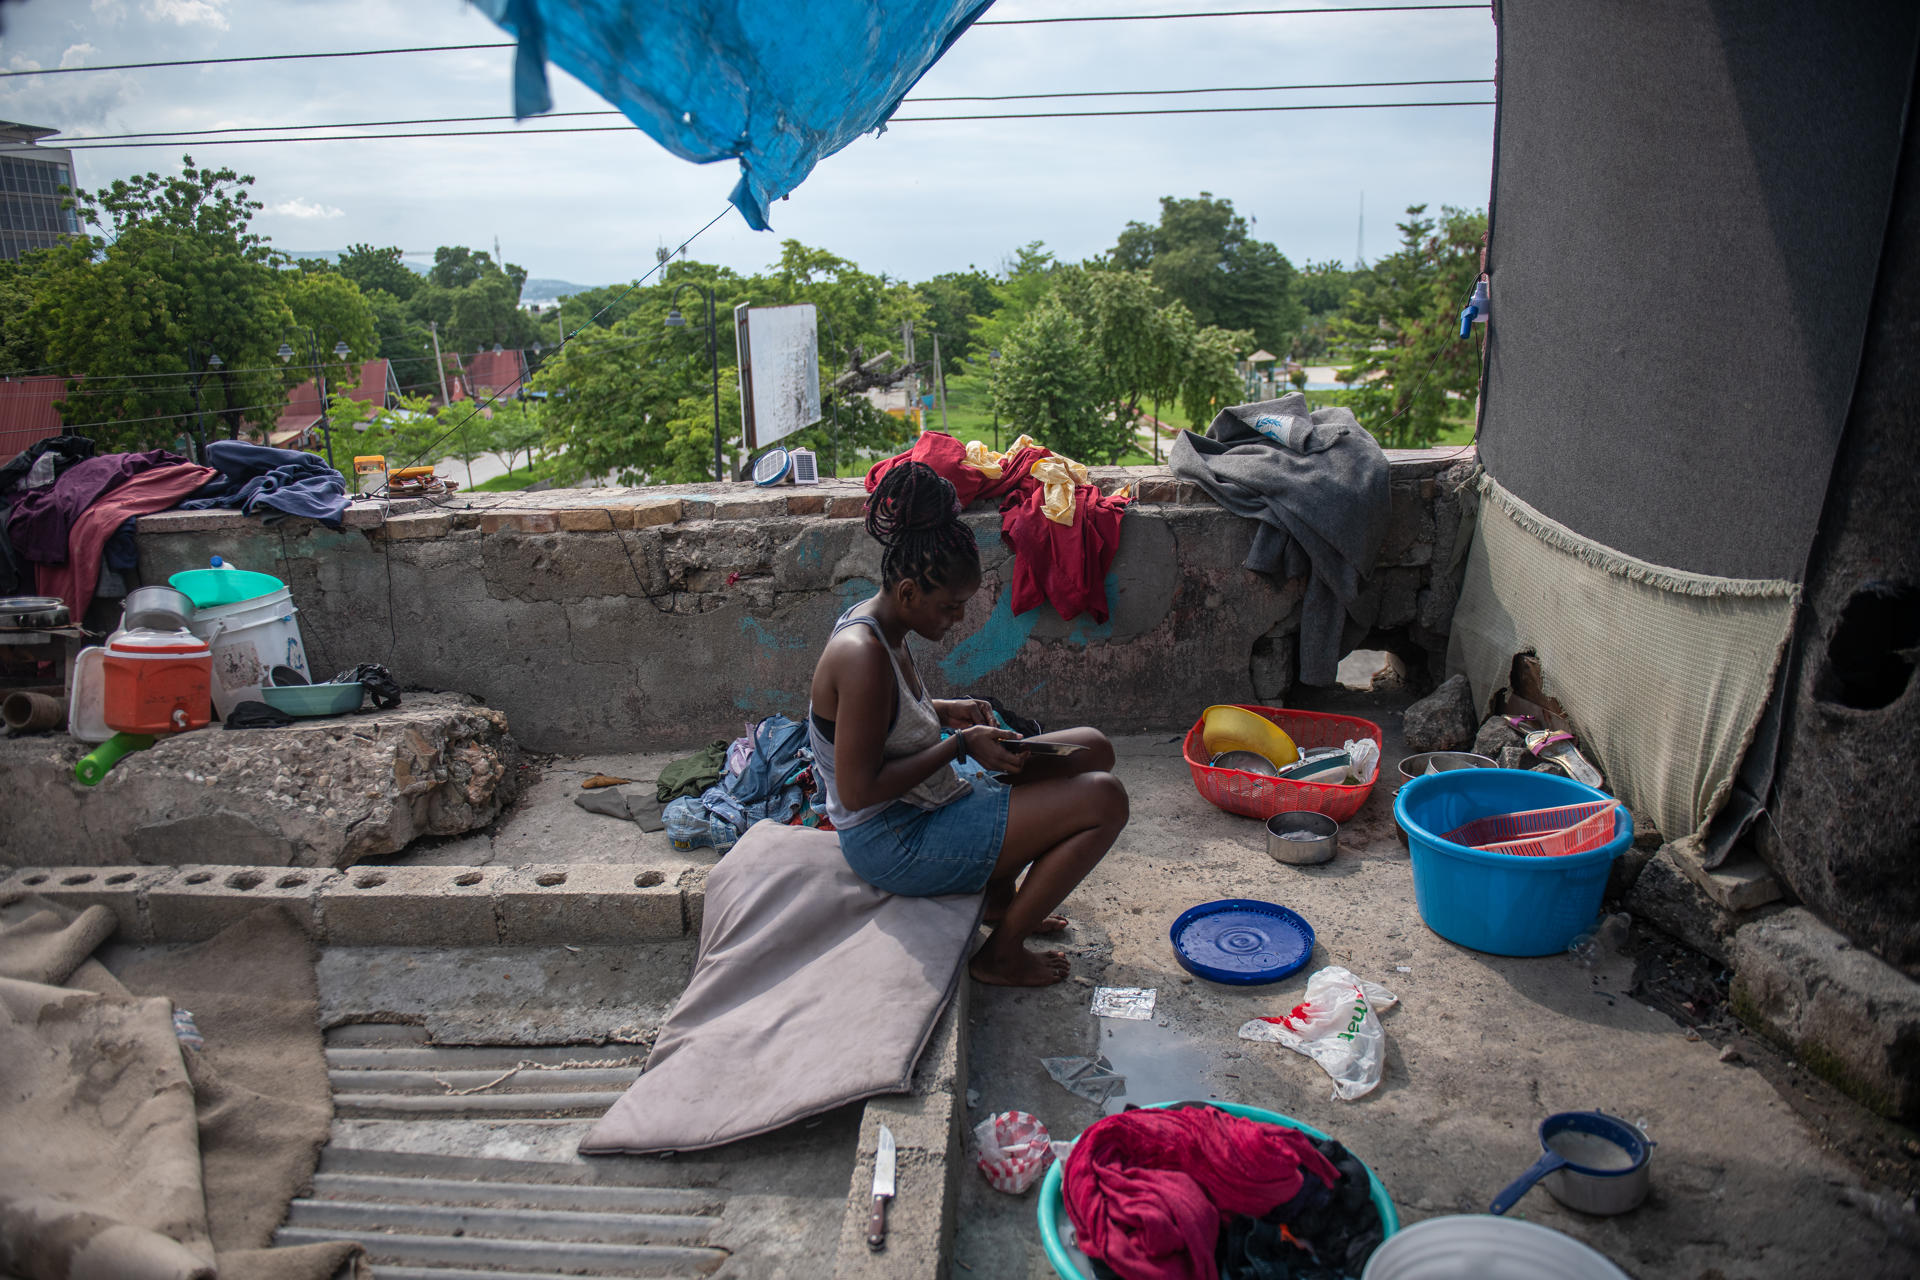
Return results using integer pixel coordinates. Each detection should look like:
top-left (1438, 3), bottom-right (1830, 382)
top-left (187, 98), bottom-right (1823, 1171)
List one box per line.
top-left (58, 101), bottom-right (1493, 150)
top-left (59, 79), bottom-right (1495, 144)
top-left (3, 7), bottom-right (1485, 78)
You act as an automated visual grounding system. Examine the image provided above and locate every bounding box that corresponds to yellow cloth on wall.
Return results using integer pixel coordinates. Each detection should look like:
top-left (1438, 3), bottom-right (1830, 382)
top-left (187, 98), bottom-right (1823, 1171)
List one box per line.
top-left (1030, 455), bottom-right (1090, 525)
top-left (962, 435), bottom-right (1037, 479)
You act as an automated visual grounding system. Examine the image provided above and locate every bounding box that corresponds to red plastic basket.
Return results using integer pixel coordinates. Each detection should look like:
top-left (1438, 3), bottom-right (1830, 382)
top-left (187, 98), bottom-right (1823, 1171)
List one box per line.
top-left (1183, 705), bottom-right (1384, 823)
top-left (1442, 800), bottom-right (1621, 858)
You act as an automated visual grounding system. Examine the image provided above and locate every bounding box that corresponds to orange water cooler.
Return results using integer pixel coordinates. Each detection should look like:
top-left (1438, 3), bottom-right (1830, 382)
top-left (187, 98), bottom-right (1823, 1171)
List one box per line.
top-left (102, 628), bottom-right (213, 735)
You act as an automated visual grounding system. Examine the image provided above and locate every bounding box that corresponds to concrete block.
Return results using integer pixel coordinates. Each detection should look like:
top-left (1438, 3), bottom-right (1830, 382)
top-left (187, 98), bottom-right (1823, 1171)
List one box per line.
top-left (630, 497), bottom-right (684, 528)
top-left (136, 509), bottom-right (252, 535)
top-left (385, 512), bottom-right (453, 540)
top-left (1626, 847), bottom-right (1743, 965)
top-left (714, 494), bottom-right (789, 521)
top-left (1731, 907), bottom-right (1920, 1118)
top-left (19, 866), bottom-right (169, 942)
top-left (1668, 837), bottom-right (1784, 911)
top-left (786, 493), bottom-right (827, 516)
top-left (833, 978), bottom-right (967, 1279)
top-left (826, 493), bottom-right (868, 519)
top-left (557, 507), bottom-right (634, 533)
top-left (479, 511), bottom-right (559, 535)
top-left (320, 864), bottom-right (501, 946)
top-left (493, 864), bottom-right (683, 944)
top-left (147, 865), bottom-right (338, 942)
top-left (341, 505), bottom-right (386, 529)
top-left (1136, 476), bottom-right (1180, 503)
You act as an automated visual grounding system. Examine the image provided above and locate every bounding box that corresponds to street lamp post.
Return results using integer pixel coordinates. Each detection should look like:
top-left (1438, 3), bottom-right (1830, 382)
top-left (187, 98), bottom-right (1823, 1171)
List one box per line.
top-left (664, 282), bottom-right (722, 483)
top-left (278, 331), bottom-right (353, 469)
top-left (186, 344), bottom-right (223, 465)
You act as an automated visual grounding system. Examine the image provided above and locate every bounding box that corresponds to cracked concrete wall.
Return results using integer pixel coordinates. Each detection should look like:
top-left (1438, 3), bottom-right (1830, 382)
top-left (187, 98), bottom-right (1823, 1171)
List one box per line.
top-left (133, 459), bottom-right (1467, 752)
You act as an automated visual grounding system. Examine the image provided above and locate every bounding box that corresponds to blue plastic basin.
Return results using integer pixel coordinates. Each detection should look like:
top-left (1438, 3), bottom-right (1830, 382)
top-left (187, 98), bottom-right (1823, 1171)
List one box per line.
top-left (1394, 770), bottom-right (1632, 957)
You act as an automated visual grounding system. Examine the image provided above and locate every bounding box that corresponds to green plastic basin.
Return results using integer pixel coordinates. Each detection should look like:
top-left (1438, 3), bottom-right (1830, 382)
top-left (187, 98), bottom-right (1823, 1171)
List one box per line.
top-left (1037, 1100), bottom-right (1399, 1279)
top-left (259, 683), bottom-right (364, 718)
top-left (168, 568), bottom-right (286, 609)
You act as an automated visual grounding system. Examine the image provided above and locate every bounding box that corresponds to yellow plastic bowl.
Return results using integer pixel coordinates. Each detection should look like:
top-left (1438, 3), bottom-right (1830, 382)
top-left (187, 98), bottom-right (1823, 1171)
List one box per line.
top-left (1200, 704), bottom-right (1299, 767)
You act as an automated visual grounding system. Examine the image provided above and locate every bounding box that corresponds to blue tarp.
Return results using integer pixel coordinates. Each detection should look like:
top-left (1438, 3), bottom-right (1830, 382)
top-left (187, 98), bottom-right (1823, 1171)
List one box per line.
top-left (470, 0), bottom-right (997, 231)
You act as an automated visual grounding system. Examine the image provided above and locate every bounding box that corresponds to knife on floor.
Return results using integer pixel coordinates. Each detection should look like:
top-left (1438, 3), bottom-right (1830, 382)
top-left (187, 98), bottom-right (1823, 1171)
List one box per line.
top-left (866, 1123), bottom-right (896, 1251)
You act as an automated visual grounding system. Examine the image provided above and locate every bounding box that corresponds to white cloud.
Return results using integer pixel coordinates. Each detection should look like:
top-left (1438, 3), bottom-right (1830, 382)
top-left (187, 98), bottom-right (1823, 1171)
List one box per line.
top-left (60, 44), bottom-right (97, 69)
top-left (270, 198), bottom-right (345, 220)
top-left (91, 0), bottom-right (129, 20)
top-left (144, 0), bottom-right (229, 30)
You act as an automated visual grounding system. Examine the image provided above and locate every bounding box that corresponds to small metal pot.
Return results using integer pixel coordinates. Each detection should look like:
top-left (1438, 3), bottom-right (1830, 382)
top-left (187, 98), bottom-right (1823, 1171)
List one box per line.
top-left (1266, 810), bottom-right (1338, 865)
top-left (1393, 752), bottom-right (1498, 848)
top-left (1490, 1111), bottom-right (1653, 1217)
top-left (121, 585), bottom-right (195, 632)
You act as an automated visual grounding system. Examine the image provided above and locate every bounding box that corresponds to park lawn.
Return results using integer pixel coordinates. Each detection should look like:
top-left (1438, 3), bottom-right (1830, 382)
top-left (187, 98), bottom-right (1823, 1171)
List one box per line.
top-left (468, 455), bottom-right (572, 492)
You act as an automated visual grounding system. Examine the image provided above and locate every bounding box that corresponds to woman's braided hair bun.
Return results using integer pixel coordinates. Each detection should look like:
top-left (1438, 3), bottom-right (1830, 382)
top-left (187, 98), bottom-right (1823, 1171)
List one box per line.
top-left (865, 460), bottom-right (981, 592)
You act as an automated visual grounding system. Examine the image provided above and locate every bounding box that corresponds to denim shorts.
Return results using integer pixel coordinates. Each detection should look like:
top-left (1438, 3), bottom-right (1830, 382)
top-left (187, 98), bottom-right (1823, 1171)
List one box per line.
top-left (836, 759), bottom-right (1012, 896)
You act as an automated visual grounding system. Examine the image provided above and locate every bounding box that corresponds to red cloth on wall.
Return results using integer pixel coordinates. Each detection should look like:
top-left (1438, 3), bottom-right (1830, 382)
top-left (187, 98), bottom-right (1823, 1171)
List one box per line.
top-left (1000, 482), bottom-right (1128, 625)
top-left (864, 432), bottom-right (1128, 623)
top-left (1063, 1106), bottom-right (1339, 1280)
top-left (38, 463), bottom-right (217, 612)
top-left (863, 430), bottom-right (1051, 506)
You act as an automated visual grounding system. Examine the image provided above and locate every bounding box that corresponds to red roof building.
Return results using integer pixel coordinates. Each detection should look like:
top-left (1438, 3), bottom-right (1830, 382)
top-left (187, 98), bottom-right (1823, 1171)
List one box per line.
top-left (270, 360), bottom-right (402, 447)
top-left (0, 376), bottom-right (69, 459)
top-left (448, 348), bottom-right (530, 403)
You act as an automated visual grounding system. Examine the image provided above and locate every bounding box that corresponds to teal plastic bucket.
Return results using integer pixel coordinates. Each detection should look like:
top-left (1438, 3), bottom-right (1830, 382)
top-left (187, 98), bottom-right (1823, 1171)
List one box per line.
top-left (168, 567), bottom-right (286, 609)
top-left (1037, 1101), bottom-right (1400, 1279)
top-left (1394, 770), bottom-right (1631, 957)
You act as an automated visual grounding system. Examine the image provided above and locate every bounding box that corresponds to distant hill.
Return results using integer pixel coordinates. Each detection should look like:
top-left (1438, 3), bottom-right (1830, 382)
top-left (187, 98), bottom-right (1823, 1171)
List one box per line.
top-left (520, 278), bottom-right (603, 306)
top-left (279, 253), bottom-right (599, 309)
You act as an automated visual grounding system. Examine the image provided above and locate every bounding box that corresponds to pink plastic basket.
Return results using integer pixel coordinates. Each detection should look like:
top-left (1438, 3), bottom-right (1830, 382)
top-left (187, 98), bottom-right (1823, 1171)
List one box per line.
top-left (1441, 800), bottom-right (1621, 858)
top-left (1183, 705), bottom-right (1383, 823)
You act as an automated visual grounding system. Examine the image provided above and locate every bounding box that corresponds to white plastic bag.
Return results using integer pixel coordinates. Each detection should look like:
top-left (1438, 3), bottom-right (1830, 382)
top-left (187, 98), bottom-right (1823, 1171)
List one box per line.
top-left (1237, 965), bottom-right (1398, 1100)
top-left (974, 1110), bottom-right (1053, 1194)
top-left (1343, 737), bottom-right (1380, 784)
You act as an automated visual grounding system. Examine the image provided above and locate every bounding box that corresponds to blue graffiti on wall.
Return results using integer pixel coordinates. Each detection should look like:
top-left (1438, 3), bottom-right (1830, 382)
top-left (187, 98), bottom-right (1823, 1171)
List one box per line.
top-left (938, 575), bottom-right (1114, 684)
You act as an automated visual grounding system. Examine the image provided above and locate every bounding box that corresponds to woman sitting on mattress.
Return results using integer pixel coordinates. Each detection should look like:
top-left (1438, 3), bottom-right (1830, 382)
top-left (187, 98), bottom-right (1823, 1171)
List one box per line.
top-left (807, 460), bottom-right (1129, 988)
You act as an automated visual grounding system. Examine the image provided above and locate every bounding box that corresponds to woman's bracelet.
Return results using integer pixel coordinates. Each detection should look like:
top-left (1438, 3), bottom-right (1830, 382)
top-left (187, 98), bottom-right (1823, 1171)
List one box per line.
top-left (952, 732), bottom-right (968, 764)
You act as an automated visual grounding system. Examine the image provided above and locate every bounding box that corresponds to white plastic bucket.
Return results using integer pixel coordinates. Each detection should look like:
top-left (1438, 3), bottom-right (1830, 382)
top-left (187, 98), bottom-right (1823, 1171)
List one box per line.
top-left (1362, 1216), bottom-right (1628, 1280)
top-left (185, 586), bottom-right (311, 718)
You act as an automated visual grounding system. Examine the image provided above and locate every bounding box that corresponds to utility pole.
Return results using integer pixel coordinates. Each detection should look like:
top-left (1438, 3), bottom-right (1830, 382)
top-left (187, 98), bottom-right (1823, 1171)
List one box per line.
top-left (931, 333), bottom-right (948, 433)
top-left (1355, 191), bottom-right (1365, 270)
top-left (430, 321), bottom-right (452, 407)
top-left (901, 319), bottom-right (916, 430)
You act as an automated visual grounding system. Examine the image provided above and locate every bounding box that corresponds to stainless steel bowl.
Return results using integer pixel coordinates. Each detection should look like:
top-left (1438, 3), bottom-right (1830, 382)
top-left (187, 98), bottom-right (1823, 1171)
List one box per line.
top-left (1397, 750), bottom-right (1498, 782)
top-left (1394, 752), bottom-right (1497, 849)
top-left (1211, 749), bottom-right (1279, 776)
top-left (1266, 810), bottom-right (1338, 865)
top-left (121, 584), bottom-right (195, 632)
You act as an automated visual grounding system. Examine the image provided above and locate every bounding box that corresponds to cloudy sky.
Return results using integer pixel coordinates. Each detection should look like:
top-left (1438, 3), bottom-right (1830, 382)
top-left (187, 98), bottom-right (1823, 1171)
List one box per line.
top-left (4, 1), bottom-right (1496, 289)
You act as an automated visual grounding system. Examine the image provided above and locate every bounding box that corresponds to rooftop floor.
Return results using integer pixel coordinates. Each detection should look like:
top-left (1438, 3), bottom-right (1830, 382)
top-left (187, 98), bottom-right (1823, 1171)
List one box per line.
top-left (371, 687), bottom-right (1920, 1278)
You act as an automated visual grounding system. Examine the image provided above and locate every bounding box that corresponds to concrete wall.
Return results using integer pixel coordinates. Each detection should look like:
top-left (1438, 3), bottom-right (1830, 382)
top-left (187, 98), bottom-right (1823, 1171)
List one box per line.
top-left (133, 455), bottom-right (1471, 753)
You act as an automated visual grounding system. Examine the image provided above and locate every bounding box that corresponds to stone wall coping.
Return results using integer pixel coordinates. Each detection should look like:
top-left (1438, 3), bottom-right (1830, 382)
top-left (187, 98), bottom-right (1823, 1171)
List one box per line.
top-left (132, 449), bottom-right (1474, 541)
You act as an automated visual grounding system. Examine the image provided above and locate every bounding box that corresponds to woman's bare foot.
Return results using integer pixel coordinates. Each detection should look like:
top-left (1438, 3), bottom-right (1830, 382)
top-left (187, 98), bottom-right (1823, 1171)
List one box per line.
top-left (984, 910), bottom-right (1069, 935)
top-left (969, 944), bottom-right (1071, 987)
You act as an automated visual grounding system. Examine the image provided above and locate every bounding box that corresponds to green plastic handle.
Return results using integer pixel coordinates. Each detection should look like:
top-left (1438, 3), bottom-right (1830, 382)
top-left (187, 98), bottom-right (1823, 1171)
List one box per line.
top-left (75, 732), bottom-right (156, 786)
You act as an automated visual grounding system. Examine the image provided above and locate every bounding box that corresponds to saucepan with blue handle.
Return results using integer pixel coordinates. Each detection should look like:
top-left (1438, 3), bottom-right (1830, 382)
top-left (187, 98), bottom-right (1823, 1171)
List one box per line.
top-left (1490, 1110), bottom-right (1654, 1217)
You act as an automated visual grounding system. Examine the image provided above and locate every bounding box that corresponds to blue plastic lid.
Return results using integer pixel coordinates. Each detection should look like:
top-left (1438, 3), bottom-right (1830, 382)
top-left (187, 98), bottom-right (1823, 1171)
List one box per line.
top-left (1170, 898), bottom-right (1315, 985)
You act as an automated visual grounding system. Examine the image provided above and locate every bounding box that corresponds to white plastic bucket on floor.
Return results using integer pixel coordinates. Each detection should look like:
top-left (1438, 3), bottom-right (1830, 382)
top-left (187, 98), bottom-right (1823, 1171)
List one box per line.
top-left (185, 585), bottom-right (310, 718)
top-left (1362, 1216), bottom-right (1628, 1280)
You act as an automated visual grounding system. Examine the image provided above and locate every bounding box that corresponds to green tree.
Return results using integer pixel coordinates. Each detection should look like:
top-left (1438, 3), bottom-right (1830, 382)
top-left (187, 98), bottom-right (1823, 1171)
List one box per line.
top-left (336, 243), bottom-right (418, 301)
top-left (991, 301), bottom-right (1109, 461)
top-left (915, 268), bottom-right (997, 373)
top-left (1330, 204), bottom-right (1486, 448)
top-left (487, 400), bottom-right (546, 476)
top-left (407, 246), bottom-right (543, 354)
top-left (31, 159), bottom-right (301, 451)
top-left (1109, 193), bottom-right (1302, 356)
top-left (335, 393), bottom-right (446, 478)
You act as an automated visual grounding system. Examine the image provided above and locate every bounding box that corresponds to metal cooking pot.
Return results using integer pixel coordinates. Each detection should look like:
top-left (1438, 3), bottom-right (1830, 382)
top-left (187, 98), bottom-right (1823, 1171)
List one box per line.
top-left (1266, 810), bottom-right (1338, 865)
top-left (1392, 752), bottom-right (1498, 848)
top-left (121, 584), bottom-right (195, 632)
top-left (1490, 1111), bottom-right (1654, 1217)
